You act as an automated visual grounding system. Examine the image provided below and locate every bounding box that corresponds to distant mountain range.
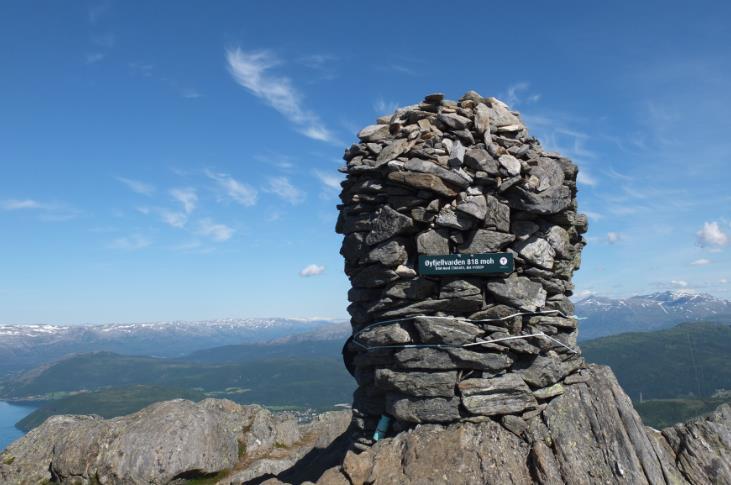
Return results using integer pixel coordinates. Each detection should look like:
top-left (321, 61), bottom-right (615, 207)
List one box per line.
top-left (575, 290), bottom-right (731, 340)
top-left (2, 289), bottom-right (729, 375)
top-left (0, 318), bottom-right (343, 374)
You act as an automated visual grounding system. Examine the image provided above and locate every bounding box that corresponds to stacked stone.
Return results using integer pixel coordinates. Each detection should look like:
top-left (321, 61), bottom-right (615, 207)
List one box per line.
top-left (336, 91), bottom-right (588, 444)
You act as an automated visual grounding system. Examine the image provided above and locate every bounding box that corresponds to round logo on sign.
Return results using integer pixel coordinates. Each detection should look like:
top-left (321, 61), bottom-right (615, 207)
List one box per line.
top-left (499, 257), bottom-right (508, 265)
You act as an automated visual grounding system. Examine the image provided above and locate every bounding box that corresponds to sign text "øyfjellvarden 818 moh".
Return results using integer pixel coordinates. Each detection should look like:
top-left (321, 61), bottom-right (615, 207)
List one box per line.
top-left (418, 253), bottom-right (514, 276)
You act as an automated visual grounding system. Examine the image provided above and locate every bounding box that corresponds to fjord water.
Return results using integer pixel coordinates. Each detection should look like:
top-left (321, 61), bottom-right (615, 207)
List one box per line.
top-left (0, 401), bottom-right (36, 450)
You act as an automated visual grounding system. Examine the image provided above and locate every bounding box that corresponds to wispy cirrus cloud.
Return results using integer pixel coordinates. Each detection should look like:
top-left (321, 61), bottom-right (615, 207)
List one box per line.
top-left (691, 258), bottom-right (711, 266)
top-left (265, 177), bottom-right (305, 205)
top-left (197, 218), bottom-right (233, 242)
top-left (1, 199), bottom-right (80, 221)
top-left (205, 169), bottom-right (257, 207)
top-left (373, 97), bottom-right (398, 115)
top-left (1, 199), bottom-right (44, 210)
top-left (225, 48), bottom-right (338, 144)
top-left (314, 170), bottom-right (342, 191)
top-left (170, 187), bottom-right (197, 214)
top-left (117, 177), bottom-right (155, 196)
top-left (108, 234), bottom-right (150, 251)
top-left (504, 82), bottom-right (541, 107)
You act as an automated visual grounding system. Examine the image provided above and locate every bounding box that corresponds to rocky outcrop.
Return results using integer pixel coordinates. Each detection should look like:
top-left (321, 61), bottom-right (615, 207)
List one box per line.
top-left (308, 365), bottom-right (731, 485)
top-left (0, 399), bottom-right (351, 485)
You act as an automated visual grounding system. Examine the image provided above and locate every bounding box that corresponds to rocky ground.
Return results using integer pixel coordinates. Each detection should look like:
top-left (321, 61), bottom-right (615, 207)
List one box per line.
top-left (1, 364), bottom-right (729, 484)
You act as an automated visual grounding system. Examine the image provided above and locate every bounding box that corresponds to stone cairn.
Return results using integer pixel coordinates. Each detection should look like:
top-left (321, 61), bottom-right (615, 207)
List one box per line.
top-left (336, 91), bottom-right (588, 449)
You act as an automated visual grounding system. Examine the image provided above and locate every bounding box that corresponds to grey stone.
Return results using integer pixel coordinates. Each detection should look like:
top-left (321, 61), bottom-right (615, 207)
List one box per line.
top-left (439, 279), bottom-right (482, 299)
top-left (529, 158), bottom-right (565, 192)
top-left (533, 383), bottom-right (565, 399)
top-left (437, 113), bottom-right (471, 130)
top-left (498, 155), bottom-right (521, 176)
top-left (489, 331), bottom-right (541, 354)
top-left (517, 353), bottom-right (566, 388)
top-left (436, 206), bottom-right (474, 230)
top-left (506, 185), bottom-right (572, 215)
top-left (546, 225), bottom-right (571, 258)
top-left (350, 265), bottom-right (400, 288)
top-left (357, 124), bottom-right (390, 142)
top-left (386, 394), bottom-right (461, 423)
top-left (365, 206), bottom-right (414, 246)
top-left (458, 229), bottom-right (515, 253)
top-left (456, 195), bottom-right (487, 220)
top-left (416, 229), bottom-right (449, 255)
top-left (424, 93), bottom-right (444, 103)
top-left (394, 347), bottom-right (455, 370)
top-left (387, 170), bottom-right (458, 197)
top-left (486, 276), bottom-right (547, 311)
top-left (484, 195), bottom-right (510, 232)
top-left (474, 103), bottom-right (491, 134)
top-left (459, 374), bottom-right (538, 416)
top-left (412, 316), bottom-right (484, 345)
top-left (464, 147), bottom-right (499, 174)
top-left (445, 348), bottom-right (513, 371)
top-left (403, 158), bottom-right (471, 188)
top-left (487, 98), bottom-right (522, 127)
top-left (384, 278), bottom-right (438, 300)
top-left (375, 369), bottom-right (457, 397)
top-left (357, 324), bottom-right (411, 346)
top-left (513, 236), bottom-right (556, 269)
top-left (340, 232), bottom-right (368, 262)
top-left (375, 138), bottom-right (410, 166)
top-left (512, 221), bottom-right (539, 240)
top-left (448, 139), bottom-right (465, 167)
top-left (367, 239), bottom-right (408, 267)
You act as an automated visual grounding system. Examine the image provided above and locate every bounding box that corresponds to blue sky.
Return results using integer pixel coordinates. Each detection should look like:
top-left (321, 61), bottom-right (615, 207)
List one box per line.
top-left (1, 1), bottom-right (730, 324)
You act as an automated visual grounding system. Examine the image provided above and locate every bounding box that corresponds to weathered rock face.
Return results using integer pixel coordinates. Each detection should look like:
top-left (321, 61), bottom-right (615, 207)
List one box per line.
top-left (337, 91), bottom-right (588, 439)
top-left (0, 399), bottom-right (351, 485)
top-left (313, 365), bottom-right (731, 485)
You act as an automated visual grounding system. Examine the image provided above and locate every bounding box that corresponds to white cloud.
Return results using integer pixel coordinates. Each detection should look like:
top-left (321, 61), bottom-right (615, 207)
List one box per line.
top-left (117, 177), bottom-right (155, 196)
top-left (577, 170), bottom-right (598, 187)
top-left (225, 47), bottom-right (338, 143)
top-left (670, 280), bottom-right (689, 287)
top-left (160, 210), bottom-right (187, 228)
top-left (314, 170), bottom-right (343, 191)
top-left (607, 232), bottom-right (622, 244)
top-left (108, 234), bottom-right (150, 251)
top-left (721, 278), bottom-right (728, 284)
top-left (505, 82), bottom-right (541, 107)
top-left (583, 210), bottom-right (603, 221)
top-left (373, 97), bottom-right (398, 114)
top-left (1, 199), bottom-right (44, 210)
top-left (0, 199), bottom-right (79, 221)
top-left (170, 187), bottom-right (197, 214)
top-left (300, 264), bottom-right (325, 277)
top-left (696, 221), bottom-right (728, 248)
top-left (205, 170), bottom-right (257, 206)
top-left (266, 177), bottom-right (305, 205)
top-left (197, 218), bottom-right (233, 241)
top-left (691, 258), bottom-right (711, 266)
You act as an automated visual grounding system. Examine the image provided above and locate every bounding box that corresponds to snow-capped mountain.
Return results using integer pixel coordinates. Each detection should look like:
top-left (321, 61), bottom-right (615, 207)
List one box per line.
top-left (576, 290), bottom-right (731, 340)
top-left (0, 318), bottom-right (343, 375)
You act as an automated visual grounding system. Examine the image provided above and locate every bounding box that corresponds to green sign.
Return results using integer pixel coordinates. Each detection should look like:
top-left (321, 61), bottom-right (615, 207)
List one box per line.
top-left (418, 253), bottom-right (514, 275)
